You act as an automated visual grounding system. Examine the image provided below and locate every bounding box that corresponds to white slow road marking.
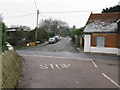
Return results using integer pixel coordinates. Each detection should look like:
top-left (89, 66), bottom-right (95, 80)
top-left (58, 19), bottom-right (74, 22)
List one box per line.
top-left (92, 60), bottom-right (98, 68)
top-left (19, 54), bottom-right (93, 61)
top-left (102, 73), bottom-right (120, 88)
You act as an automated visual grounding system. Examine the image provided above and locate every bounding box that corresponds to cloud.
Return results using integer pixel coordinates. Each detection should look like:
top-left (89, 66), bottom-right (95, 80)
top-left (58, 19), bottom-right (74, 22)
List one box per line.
top-left (118, 1), bottom-right (120, 5)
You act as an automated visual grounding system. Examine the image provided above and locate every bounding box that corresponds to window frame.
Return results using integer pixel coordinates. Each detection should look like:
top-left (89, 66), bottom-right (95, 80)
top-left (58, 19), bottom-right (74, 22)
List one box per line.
top-left (96, 36), bottom-right (105, 47)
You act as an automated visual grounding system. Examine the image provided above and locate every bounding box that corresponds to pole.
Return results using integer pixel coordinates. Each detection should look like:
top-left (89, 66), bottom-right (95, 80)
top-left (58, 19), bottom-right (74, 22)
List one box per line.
top-left (35, 10), bottom-right (39, 44)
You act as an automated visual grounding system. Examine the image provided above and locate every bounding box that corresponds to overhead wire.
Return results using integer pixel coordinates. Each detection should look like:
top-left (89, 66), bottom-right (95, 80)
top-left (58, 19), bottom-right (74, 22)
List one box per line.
top-left (4, 0), bottom-right (38, 19)
top-left (40, 10), bottom-right (98, 14)
top-left (5, 13), bottom-right (36, 19)
top-left (34, 0), bottom-right (38, 10)
top-left (4, 9), bottom-right (98, 19)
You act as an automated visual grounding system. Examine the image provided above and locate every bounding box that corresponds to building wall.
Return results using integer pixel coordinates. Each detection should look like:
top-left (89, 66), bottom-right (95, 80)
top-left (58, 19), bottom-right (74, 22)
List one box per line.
top-left (91, 47), bottom-right (119, 55)
top-left (91, 33), bottom-right (119, 48)
top-left (117, 34), bottom-right (120, 48)
top-left (84, 34), bottom-right (120, 55)
top-left (84, 34), bottom-right (91, 52)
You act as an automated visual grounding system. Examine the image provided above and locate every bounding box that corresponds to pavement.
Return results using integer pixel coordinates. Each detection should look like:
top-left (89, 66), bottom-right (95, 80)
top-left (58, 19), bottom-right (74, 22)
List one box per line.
top-left (16, 37), bottom-right (119, 88)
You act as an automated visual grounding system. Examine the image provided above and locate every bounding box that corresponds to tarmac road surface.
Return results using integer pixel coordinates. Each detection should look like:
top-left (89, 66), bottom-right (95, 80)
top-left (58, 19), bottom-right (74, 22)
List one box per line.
top-left (17, 37), bottom-right (119, 88)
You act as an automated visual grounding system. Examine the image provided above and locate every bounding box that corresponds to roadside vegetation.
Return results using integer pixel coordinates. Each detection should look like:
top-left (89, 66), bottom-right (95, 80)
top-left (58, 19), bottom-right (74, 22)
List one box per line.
top-left (102, 5), bottom-right (120, 13)
top-left (70, 27), bottom-right (84, 47)
top-left (0, 22), bottom-right (2, 53)
top-left (0, 19), bottom-right (7, 52)
top-left (4, 18), bottom-right (70, 49)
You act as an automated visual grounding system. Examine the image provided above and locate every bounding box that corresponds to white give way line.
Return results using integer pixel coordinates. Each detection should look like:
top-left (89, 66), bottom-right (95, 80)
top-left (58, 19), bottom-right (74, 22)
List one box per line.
top-left (20, 54), bottom-right (119, 88)
top-left (92, 60), bottom-right (98, 68)
top-left (102, 73), bottom-right (120, 88)
top-left (91, 59), bottom-right (119, 88)
top-left (19, 54), bottom-right (93, 61)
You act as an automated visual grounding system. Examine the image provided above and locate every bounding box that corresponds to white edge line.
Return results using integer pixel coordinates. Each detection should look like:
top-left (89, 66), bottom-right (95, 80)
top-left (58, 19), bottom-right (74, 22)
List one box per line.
top-left (92, 60), bottom-right (98, 68)
top-left (102, 73), bottom-right (120, 88)
top-left (19, 54), bottom-right (93, 61)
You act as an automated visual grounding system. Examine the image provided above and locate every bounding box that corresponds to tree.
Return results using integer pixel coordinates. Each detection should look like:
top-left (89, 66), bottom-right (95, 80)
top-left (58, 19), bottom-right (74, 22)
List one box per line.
top-left (102, 5), bottom-right (120, 13)
top-left (39, 18), bottom-right (69, 37)
top-left (71, 27), bottom-right (84, 47)
top-left (2, 23), bottom-right (6, 45)
top-left (0, 15), bottom-right (7, 52)
top-left (0, 22), bottom-right (2, 53)
top-left (0, 22), bottom-right (7, 52)
top-left (71, 27), bottom-right (84, 37)
top-left (37, 27), bottom-right (49, 43)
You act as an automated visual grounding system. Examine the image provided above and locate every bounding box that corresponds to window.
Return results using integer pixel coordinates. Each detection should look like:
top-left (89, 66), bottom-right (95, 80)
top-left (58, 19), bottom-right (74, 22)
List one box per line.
top-left (97, 37), bottom-right (105, 47)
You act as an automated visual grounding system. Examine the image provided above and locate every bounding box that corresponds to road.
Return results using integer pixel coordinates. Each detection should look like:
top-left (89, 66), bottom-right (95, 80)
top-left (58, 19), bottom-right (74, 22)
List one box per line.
top-left (16, 37), bottom-right (119, 88)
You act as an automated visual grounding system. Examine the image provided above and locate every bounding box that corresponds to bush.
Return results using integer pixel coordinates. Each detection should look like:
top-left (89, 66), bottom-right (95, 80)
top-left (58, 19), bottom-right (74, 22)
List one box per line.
top-left (0, 22), bottom-right (7, 52)
top-left (0, 22), bottom-right (2, 53)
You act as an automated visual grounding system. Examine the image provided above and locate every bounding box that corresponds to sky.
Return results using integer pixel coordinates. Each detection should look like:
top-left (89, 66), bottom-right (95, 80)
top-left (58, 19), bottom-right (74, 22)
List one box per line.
top-left (0, 0), bottom-right (119, 29)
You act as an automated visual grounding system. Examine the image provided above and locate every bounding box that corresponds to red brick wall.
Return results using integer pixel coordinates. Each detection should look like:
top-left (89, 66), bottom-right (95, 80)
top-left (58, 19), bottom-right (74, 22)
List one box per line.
top-left (117, 34), bottom-right (120, 48)
top-left (91, 33), bottom-right (119, 48)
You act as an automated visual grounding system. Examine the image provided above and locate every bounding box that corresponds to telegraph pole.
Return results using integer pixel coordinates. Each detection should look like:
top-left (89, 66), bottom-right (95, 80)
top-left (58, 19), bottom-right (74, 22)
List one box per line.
top-left (35, 10), bottom-right (39, 44)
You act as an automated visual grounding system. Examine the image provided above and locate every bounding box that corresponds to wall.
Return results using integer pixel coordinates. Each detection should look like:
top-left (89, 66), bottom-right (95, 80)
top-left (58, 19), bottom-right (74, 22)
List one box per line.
top-left (117, 34), bottom-right (120, 48)
top-left (84, 33), bottom-right (120, 55)
top-left (84, 34), bottom-right (91, 52)
top-left (117, 49), bottom-right (120, 55)
top-left (2, 50), bottom-right (21, 88)
top-left (91, 47), bottom-right (118, 55)
top-left (91, 33), bottom-right (118, 48)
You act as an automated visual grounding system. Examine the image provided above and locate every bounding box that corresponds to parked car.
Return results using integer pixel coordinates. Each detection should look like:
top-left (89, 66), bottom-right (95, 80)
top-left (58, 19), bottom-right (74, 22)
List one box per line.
top-left (36, 41), bottom-right (40, 44)
top-left (29, 42), bottom-right (36, 46)
top-left (54, 36), bottom-right (60, 42)
top-left (49, 38), bottom-right (56, 44)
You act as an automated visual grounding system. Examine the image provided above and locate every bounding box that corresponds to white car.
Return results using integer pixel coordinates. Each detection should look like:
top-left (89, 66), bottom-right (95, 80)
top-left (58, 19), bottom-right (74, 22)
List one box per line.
top-left (49, 38), bottom-right (56, 44)
top-left (54, 36), bottom-right (60, 41)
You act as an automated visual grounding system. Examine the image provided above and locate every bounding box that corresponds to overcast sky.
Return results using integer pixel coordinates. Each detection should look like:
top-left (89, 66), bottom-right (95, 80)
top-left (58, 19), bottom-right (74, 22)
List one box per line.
top-left (0, 0), bottom-right (119, 29)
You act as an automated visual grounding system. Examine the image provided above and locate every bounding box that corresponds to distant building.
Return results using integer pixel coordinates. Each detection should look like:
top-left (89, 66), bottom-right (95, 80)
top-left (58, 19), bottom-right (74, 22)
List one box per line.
top-left (6, 26), bottom-right (31, 46)
top-left (70, 25), bottom-right (76, 32)
top-left (84, 12), bottom-right (120, 55)
top-left (6, 26), bottom-right (31, 39)
top-left (73, 25), bottom-right (76, 30)
top-left (9, 25), bottom-right (31, 31)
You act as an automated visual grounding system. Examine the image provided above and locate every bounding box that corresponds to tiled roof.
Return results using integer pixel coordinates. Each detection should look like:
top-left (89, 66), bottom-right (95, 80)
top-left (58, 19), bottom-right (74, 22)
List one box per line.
top-left (84, 12), bottom-right (120, 33)
top-left (86, 12), bottom-right (120, 24)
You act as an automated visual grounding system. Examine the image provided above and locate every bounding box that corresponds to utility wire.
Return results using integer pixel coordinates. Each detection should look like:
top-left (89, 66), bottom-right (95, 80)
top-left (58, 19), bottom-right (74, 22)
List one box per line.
top-left (5, 13), bottom-right (36, 19)
top-left (40, 10), bottom-right (98, 14)
top-left (4, 10), bottom-right (97, 19)
top-left (4, 0), bottom-right (38, 19)
top-left (34, 0), bottom-right (38, 10)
